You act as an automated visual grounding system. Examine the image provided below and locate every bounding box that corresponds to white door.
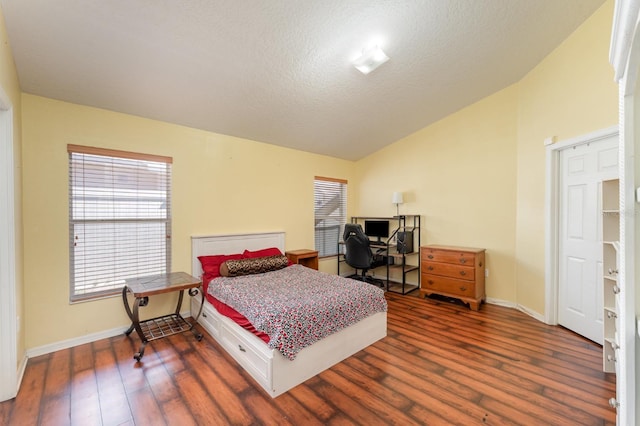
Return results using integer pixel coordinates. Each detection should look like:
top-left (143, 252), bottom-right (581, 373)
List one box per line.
top-left (558, 136), bottom-right (618, 344)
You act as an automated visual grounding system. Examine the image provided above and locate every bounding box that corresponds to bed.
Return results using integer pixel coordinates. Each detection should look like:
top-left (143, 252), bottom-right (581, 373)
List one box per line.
top-left (190, 232), bottom-right (387, 398)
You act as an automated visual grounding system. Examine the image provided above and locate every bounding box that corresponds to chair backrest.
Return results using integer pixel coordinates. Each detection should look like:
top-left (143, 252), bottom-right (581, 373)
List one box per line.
top-left (343, 224), bottom-right (374, 270)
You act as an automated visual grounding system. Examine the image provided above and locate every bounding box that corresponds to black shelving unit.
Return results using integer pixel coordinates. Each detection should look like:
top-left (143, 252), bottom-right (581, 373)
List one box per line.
top-left (338, 215), bottom-right (421, 295)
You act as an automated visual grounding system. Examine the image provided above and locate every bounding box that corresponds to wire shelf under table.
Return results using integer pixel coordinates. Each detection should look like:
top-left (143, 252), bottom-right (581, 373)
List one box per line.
top-left (139, 314), bottom-right (192, 341)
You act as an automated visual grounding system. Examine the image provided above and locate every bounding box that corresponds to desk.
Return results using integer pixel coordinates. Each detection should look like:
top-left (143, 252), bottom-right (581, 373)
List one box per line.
top-left (337, 241), bottom-right (420, 294)
top-left (122, 271), bottom-right (204, 361)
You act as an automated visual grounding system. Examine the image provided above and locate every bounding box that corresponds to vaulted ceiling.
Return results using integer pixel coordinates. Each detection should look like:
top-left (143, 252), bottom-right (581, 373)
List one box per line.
top-left (1, 0), bottom-right (605, 160)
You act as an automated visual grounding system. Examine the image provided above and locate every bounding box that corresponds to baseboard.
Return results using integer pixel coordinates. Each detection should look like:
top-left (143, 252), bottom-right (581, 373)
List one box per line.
top-left (485, 297), bottom-right (517, 309)
top-left (25, 309), bottom-right (193, 359)
top-left (485, 298), bottom-right (545, 323)
top-left (515, 304), bottom-right (546, 323)
top-left (16, 354), bottom-right (28, 392)
top-left (26, 326), bottom-right (129, 358)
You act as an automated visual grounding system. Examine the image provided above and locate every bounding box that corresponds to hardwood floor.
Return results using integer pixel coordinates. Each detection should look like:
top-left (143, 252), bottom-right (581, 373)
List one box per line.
top-left (1, 293), bottom-right (616, 425)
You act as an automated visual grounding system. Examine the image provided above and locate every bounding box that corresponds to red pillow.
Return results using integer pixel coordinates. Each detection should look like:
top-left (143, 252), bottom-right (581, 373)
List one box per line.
top-left (242, 247), bottom-right (283, 258)
top-left (198, 254), bottom-right (243, 279)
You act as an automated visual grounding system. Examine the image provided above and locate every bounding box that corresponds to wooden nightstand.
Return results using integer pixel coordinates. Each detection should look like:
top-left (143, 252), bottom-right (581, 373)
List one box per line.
top-left (285, 249), bottom-right (319, 270)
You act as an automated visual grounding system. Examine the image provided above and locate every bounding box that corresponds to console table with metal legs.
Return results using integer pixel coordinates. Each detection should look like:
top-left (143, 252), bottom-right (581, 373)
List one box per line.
top-left (122, 271), bottom-right (204, 361)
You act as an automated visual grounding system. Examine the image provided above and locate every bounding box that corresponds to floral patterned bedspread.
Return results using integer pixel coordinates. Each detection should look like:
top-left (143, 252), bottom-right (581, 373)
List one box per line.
top-left (208, 264), bottom-right (387, 360)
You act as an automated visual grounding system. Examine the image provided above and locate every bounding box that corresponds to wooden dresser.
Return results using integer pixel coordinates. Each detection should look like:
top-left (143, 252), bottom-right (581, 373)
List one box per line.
top-left (420, 245), bottom-right (486, 310)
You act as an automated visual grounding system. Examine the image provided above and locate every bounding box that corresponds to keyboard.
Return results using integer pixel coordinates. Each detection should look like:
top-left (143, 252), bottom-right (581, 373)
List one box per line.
top-left (370, 240), bottom-right (387, 246)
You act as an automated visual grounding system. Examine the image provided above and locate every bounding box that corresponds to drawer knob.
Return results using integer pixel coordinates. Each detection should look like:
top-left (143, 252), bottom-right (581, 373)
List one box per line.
top-left (609, 398), bottom-right (619, 409)
top-left (427, 254), bottom-right (434, 259)
top-left (239, 345), bottom-right (247, 353)
top-left (427, 280), bottom-right (434, 285)
top-left (460, 258), bottom-right (467, 264)
top-left (427, 266), bottom-right (434, 271)
top-left (607, 311), bottom-right (617, 319)
top-left (460, 270), bottom-right (466, 276)
top-left (459, 286), bottom-right (467, 292)
top-left (608, 268), bottom-right (618, 275)
top-left (612, 285), bottom-right (620, 294)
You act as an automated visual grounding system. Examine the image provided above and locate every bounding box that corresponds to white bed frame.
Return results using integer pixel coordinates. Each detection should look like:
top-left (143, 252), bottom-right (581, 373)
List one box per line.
top-left (190, 232), bottom-right (387, 398)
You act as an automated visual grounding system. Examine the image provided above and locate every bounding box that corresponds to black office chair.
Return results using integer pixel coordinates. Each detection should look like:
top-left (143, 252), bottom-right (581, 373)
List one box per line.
top-left (343, 224), bottom-right (384, 287)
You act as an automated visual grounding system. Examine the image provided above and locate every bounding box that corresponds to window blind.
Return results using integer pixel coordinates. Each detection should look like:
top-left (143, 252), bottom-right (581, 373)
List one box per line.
top-left (68, 145), bottom-right (172, 301)
top-left (314, 176), bottom-right (347, 257)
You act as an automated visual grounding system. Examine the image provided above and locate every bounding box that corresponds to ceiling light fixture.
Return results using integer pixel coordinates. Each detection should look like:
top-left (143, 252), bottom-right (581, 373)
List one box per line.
top-left (352, 46), bottom-right (389, 74)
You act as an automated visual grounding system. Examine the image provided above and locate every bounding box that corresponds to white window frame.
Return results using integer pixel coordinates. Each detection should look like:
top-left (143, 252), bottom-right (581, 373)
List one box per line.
top-left (314, 176), bottom-right (347, 257)
top-left (68, 145), bottom-right (172, 302)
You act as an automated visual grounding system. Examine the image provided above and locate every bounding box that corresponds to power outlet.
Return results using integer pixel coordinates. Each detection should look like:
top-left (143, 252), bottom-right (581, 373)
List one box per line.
top-left (485, 269), bottom-right (489, 277)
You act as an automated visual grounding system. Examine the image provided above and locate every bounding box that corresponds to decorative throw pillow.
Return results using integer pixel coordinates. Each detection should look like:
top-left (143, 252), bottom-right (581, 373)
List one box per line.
top-left (220, 255), bottom-right (289, 277)
top-left (198, 253), bottom-right (243, 278)
top-left (242, 247), bottom-right (283, 258)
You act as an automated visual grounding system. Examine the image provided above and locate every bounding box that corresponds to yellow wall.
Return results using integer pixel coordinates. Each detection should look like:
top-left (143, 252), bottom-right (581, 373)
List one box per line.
top-left (514, 0), bottom-right (617, 313)
top-left (0, 7), bottom-right (24, 367)
top-left (21, 94), bottom-right (354, 348)
top-left (354, 0), bottom-right (617, 314)
top-left (356, 85), bottom-right (519, 301)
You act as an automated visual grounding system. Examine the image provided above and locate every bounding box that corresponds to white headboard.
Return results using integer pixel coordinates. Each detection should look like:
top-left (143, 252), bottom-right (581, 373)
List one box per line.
top-left (191, 232), bottom-right (286, 277)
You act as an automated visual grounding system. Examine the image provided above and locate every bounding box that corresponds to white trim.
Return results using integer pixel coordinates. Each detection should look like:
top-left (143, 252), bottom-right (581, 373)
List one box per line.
top-left (610, 4), bottom-right (640, 422)
top-left (486, 297), bottom-right (545, 322)
top-left (16, 355), bottom-right (27, 392)
top-left (484, 297), bottom-right (516, 309)
top-left (25, 307), bottom-right (192, 358)
top-left (617, 85), bottom-right (636, 426)
top-left (26, 326), bottom-right (129, 359)
top-left (0, 86), bottom-right (17, 402)
top-left (543, 139), bottom-right (560, 325)
top-left (516, 304), bottom-right (545, 324)
top-left (544, 126), bottom-right (619, 326)
top-left (610, 0), bottom-right (640, 83)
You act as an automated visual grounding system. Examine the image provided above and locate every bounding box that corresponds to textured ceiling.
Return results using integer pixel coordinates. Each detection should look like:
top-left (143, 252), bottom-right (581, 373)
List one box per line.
top-left (1, 0), bottom-right (605, 160)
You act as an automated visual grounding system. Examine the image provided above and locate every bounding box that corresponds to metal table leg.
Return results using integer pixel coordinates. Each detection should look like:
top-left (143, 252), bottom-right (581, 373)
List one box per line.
top-left (188, 286), bottom-right (205, 341)
top-left (121, 280), bottom-right (204, 362)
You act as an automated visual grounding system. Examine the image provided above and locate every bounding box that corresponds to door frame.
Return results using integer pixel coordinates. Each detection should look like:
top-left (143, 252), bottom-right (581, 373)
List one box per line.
top-left (544, 125), bottom-right (618, 326)
top-left (0, 85), bottom-right (17, 402)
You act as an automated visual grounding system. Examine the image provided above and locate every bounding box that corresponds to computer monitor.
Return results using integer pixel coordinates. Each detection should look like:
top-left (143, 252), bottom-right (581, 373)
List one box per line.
top-left (364, 220), bottom-right (389, 242)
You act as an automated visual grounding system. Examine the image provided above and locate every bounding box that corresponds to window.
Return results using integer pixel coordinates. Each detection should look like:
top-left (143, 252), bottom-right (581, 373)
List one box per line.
top-left (314, 176), bottom-right (347, 257)
top-left (68, 145), bottom-right (172, 302)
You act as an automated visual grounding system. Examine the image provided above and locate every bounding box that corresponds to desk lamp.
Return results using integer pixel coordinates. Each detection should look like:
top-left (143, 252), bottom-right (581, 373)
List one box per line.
top-left (392, 192), bottom-right (404, 217)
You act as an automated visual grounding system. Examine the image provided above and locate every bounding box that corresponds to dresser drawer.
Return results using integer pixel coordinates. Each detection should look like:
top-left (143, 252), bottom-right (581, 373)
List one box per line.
top-left (420, 247), bottom-right (477, 266)
top-left (421, 261), bottom-right (475, 281)
top-left (421, 274), bottom-right (476, 298)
